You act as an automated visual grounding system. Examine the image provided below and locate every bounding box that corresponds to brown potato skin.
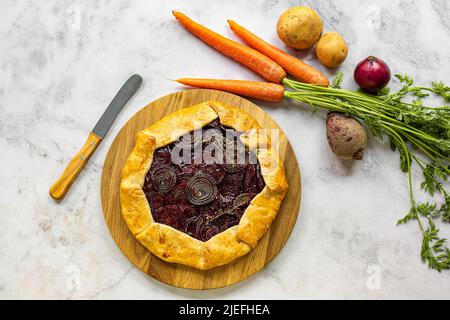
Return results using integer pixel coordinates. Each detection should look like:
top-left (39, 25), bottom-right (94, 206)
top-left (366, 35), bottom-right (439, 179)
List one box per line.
top-left (316, 32), bottom-right (348, 67)
top-left (326, 112), bottom-right (367, 160)
top-left (277, 6), bottom-right (323, 50)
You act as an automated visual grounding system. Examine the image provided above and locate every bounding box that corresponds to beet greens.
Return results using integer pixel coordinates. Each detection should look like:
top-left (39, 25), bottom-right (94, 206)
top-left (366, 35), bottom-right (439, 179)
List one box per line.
top-left (284, 73), bottom-right (450, 271)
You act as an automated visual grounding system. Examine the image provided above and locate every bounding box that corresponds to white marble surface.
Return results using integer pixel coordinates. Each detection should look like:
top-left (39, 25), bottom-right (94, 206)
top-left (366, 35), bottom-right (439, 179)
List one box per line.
top-left (1, 0), bottom-right (450, 299)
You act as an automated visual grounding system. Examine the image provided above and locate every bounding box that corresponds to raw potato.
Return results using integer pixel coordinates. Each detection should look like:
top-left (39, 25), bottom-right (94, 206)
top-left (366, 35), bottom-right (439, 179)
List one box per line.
top-left (316, 32), bottom-right (348, 67)
top-left (277, 6), bottom-right (323, 50)
top-left (326, 112), bottom-right (367, 160)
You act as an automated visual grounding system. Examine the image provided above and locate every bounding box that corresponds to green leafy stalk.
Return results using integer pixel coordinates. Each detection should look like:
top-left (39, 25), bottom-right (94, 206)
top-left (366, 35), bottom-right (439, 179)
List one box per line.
top-left (283, 73), bottom-right (450, 271)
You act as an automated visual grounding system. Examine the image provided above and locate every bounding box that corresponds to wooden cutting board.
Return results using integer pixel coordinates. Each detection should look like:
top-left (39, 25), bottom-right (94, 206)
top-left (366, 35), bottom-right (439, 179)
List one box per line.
top-left (101, 89), bottom-right (301, 289)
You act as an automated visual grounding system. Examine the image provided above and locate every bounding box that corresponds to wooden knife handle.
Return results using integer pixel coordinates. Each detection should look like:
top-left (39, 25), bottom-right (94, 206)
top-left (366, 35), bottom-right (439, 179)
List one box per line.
top-left (49, 132), bottom-right (102, 200)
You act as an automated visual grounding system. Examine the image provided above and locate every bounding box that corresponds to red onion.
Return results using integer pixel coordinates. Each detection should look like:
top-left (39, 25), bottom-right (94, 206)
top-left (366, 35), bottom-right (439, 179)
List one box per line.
top-left (353, 56), bottom-right (391, 93)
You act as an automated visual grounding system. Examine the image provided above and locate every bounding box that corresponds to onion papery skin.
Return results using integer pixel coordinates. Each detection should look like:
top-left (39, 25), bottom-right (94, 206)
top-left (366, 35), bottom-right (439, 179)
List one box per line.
top-left (354, 56), bottom-right (391, 92)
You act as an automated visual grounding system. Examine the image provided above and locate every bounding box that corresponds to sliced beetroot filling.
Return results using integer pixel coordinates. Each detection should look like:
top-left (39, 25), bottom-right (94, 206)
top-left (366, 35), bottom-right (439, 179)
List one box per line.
top-left (143, 120), bottom-right (265, 242)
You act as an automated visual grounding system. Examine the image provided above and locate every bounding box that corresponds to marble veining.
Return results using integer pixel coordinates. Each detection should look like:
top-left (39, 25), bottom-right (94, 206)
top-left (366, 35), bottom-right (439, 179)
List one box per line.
top-left (0, 0), bottom-right (449, 299)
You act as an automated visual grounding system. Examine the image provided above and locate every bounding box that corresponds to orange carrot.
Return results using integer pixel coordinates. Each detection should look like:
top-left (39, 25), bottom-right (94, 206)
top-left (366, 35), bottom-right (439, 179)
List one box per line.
top-left (172, 11), bottom-right (286, 83)
top-left (176, 78), bottom-right (285, 102)
top-left (228, 19), bottom-right (329, 86)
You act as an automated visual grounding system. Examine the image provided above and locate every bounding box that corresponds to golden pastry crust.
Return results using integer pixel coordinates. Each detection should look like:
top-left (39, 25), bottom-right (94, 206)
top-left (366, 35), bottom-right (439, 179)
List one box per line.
top-left (203, 226), bottom-right (252, 270)
top-left (136, 223), bottom-right (206, 268)
top-left (120, 131), bottom-right (156, 235)
top-left (142, 102), bottom-right (218, 148)
top-left (120, 101), bottom-right (288, 270)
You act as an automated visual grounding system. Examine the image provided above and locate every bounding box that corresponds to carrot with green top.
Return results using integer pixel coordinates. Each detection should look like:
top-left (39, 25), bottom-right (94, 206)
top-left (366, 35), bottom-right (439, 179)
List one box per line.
top-left (176, 78), bottom-right (285, 102)
top-left (172, 11), bottom-right (286, 83)
top-left (228, 19), bottom-right (329, 86)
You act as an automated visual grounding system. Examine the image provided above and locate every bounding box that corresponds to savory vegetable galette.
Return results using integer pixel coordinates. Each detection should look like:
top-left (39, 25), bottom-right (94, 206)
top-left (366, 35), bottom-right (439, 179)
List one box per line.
top-left (120, 101), bottom-right (288, 270)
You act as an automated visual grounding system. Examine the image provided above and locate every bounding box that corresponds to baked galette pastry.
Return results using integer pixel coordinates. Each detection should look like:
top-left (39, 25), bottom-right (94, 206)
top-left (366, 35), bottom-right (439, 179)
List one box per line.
top-left (120, 101), bottom-right (288, 270)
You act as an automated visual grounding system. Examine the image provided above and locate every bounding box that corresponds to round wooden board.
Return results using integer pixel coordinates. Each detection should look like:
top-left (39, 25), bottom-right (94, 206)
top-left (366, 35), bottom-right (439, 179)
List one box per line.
top-left (101, 89), bottom-right (301, 289)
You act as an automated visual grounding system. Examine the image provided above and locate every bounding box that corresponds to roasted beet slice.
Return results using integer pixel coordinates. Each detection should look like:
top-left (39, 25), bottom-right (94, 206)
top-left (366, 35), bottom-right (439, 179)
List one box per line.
top-left (197, 197), bottom-right (221, 218)
top-left (154, 205), bottom-right (196, 231)
top-left (200, 224), bottom-right (220, 241)
top-left (177, 164), bottom-right (198, 178)
top-left (256, 164), bottom-right (265, 191)
top-left (176, 205), bottom-right (197, 228)
top-left (193, 215), bottom-right (207, 239)
top-left (221, 163), bottom-right (246, 173)
top-left (154, 205), bottom-right (181, 229)
top-left (243, 165), bottom-right (259, 193)
top-left (220, 185), bottom-right (240, 199)
top-left (142, 174), bottom-right (154, 193)
top-left (145, 191), bottom-right (165, 210)
top-left (183, 215), bottom-right (200, 236)
top-left (214, 212), bottom-right (239, 233)
top-left (205, 119), bottom-right (222, 130)
top-left (166, 182), bottom-right (188, 205)
top-left (199, 164), bottom-right (225, 183)
top-left (152, 146), bottom-right (172, 167)
top-left (221, 171), bottom-right (244, 189)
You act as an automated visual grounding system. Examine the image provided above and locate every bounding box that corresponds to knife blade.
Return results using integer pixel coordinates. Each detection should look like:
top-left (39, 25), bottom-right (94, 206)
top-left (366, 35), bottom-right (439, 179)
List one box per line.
top-left (92, 74), bottom-right (142, 138)
top-left (49, 74), bottom-right (143, 200)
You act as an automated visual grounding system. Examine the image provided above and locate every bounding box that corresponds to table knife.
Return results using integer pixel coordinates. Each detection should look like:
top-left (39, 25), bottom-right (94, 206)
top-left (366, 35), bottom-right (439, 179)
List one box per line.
top-left (49, 74), bottom-right (143, 200)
